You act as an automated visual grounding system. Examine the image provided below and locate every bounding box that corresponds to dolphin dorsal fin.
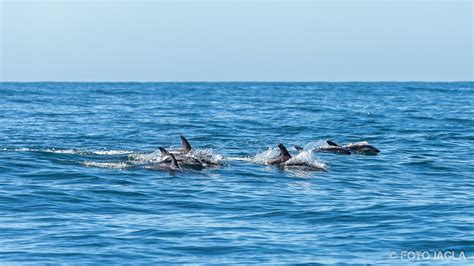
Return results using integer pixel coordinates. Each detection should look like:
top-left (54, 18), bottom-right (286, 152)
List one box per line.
top-left (278, 144), bottom-right (291, 158)
top-left (294, 146), bottom-right (304, 152)
top-left (180, 135), bottom-right (192, 153)
top-left (158, 147), bottom-right (171, 156)
top-left (327, 140), bottom-right (340, 147)
top-left (170, 154), bottom-right (179, 169)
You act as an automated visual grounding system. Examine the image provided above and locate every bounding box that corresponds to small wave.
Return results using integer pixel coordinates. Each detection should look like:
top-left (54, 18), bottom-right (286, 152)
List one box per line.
top-left (14, 148), bottom-right (36, 152)
top-left (13, 147), bottom-right (133, 156)
top-left (44, 148), bottom-right (82, 154)
top-left (90, 150), bottom-right (133, 155)
top-left (226, 156), bottom-right (251, 162)
top-left (127, 150), bottom-right (164, 164)
top-left (82, 161), bottom-right (130, 169)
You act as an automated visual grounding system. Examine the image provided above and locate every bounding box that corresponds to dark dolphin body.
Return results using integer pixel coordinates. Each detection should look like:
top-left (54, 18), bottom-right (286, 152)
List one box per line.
top-left (296, 140), bottom-right (379, 155)
top-left (268, 144), bottom-right (292, 165)
top-left (343, 141), bottom-right (380, 155)
top-left (311, 140), bottom-right (352, 155)
top-left (323, 140), bottom-right (352, 154)
top-left (295, 141), bottom-right (351, 155)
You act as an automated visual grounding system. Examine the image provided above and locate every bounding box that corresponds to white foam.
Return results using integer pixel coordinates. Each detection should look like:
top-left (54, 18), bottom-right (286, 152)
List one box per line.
top-left (82, 161), bottom-right (129, 169)
top-left (89, 150), bottom-right (133, 155)
top-left (15, 148), bottom-right (35, 152)
top-left (226, 156), bottom-right (251, 161)
top-left (44, 148), bottom-right (80, 154)
top-left (13, 147), bottom-right (133, 156)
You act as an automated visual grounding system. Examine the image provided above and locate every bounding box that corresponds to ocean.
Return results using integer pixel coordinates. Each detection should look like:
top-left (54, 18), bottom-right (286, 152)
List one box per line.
top-left (0, 82), bottom-right (472, 264)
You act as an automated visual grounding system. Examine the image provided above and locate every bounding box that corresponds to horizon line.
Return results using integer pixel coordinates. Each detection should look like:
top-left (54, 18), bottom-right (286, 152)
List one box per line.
top-left (1, 80), bottom-right (472, 83)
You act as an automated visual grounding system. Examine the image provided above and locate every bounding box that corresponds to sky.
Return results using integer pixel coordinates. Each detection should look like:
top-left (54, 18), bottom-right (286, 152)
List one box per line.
top-left (0, 0), bottom-right (472, 81)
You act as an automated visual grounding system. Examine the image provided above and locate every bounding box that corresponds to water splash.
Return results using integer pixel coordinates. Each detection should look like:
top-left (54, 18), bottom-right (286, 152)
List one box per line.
top-left (345, 141), bottom-right (369, 148)
top-left (283, 149), bottom-right (327, 171)
top-left (237, 145), bottom-right (327, 171)
top-left (236, 147), bottom-right (280, 164)
top-left (188, 148), bottom-right (225, 165)
top-left (127, 150), bottom-right (164, 164)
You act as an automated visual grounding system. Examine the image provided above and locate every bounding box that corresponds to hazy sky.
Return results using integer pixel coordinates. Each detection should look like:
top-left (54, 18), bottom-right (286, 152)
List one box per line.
top-left (1, 0), bottom-right (472, 81)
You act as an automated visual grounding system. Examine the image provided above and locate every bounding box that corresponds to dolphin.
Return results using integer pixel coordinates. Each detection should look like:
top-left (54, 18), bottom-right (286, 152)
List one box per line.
top-left (155, 135), bottom-right (220, 168)
top-left (160, 135), bottom-right (192, 155)
top-left (158, 147), bottom-right (171, 157)
top-left (167, 153), bottom-right (180, 170)
top-left (307, 140), bottom-right (380, 155)
top-left (180, 135), bottom-right (192, 154)
top-left (342, 141), bottom-right (380, 155)
top-left (145, 153), bottom-right (180, 171)
top-left (267, 144), bottom-right (326, 171)
top-left (319, 140), bottom-right (352, 155)
top-left (295, 141), bottom-right (351, 155)
top-left (158, 147), bottom-right (205, 170)
top-left (268, 143), bottom-right (292, 165)
top-left (175, 136), bottom-right (221, 167)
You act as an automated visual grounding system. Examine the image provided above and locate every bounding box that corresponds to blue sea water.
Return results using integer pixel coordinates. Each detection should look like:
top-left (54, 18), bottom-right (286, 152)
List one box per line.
top-left (0, 82), bottom-right (473, 264)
